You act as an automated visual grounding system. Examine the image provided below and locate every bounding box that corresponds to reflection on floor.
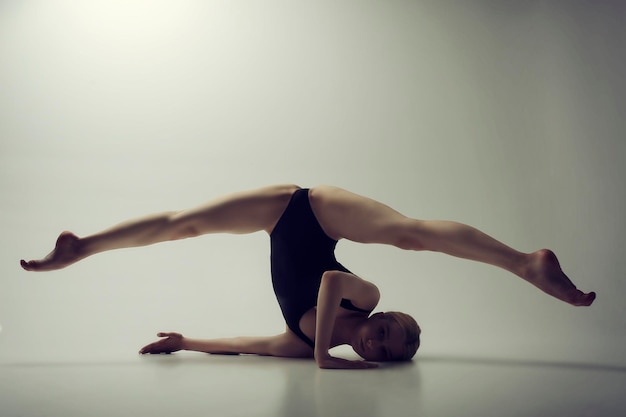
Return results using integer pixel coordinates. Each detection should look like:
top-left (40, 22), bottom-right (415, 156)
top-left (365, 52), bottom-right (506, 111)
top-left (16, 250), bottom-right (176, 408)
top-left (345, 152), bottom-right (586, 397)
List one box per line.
top-left (1, 353), bottom-right (625, 417)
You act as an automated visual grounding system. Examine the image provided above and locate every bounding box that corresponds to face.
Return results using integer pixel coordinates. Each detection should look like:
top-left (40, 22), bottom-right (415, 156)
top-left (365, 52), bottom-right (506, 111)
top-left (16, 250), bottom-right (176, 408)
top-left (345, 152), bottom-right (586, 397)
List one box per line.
top-left (352, 314), bottom-right (406, 362)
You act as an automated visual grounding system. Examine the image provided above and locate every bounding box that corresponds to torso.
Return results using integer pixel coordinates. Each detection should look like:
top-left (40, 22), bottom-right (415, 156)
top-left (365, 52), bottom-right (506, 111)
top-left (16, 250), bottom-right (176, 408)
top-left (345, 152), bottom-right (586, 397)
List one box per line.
top-left (269, 188), bottom-right (370, 349)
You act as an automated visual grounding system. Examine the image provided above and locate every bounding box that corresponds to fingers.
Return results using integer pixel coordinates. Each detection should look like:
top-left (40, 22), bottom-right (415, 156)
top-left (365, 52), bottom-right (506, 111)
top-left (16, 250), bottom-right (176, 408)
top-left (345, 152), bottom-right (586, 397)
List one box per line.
top-left (317, 356), bottom-right (379, 370)
top-left (138, 342), bottom-right (173, 355)
top-left (338, 360), bottom-right (378, 370)
top-left (138, 343), bottom-right (156, 354)
top-left (354, 361), bottom-right (379, 369)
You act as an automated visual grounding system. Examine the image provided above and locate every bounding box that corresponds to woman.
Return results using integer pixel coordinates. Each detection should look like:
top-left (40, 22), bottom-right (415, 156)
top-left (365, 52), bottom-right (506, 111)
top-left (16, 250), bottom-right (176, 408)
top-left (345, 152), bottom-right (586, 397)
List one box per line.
top-left (20, 184), bottom-right (596, 369)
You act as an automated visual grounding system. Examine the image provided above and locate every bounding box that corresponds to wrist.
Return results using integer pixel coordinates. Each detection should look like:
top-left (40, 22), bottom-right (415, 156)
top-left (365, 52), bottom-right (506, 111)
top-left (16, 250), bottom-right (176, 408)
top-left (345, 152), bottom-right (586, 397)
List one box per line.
top-left (180, 337), bottom-right (191, 351)
top-left (314, 349), bottom-right (330, 361)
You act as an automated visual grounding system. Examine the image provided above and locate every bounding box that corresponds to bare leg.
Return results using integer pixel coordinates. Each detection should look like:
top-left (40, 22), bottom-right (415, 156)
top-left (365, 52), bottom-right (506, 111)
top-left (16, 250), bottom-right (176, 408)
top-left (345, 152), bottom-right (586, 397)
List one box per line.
top-left (21, 184), bottom-right (300, 271)
top-left (310, 185), bottom-right (596, 307)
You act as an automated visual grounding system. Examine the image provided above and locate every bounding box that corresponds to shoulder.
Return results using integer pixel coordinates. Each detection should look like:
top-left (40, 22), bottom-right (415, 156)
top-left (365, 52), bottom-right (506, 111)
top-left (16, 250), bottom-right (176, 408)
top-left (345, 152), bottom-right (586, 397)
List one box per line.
top-left (321, 270), bottom-right (380, 311)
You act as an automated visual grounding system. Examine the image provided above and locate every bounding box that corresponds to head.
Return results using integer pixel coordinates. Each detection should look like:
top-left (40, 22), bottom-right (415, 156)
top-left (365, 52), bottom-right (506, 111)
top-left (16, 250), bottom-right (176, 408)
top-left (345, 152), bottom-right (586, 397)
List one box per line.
top-left (351, 311), bottom-right (421, 362)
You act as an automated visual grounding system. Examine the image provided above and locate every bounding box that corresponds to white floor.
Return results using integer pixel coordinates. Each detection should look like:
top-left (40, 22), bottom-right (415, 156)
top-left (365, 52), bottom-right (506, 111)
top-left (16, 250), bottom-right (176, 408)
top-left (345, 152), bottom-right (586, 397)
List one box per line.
top-left (2, 353), bottom-right (625, 417)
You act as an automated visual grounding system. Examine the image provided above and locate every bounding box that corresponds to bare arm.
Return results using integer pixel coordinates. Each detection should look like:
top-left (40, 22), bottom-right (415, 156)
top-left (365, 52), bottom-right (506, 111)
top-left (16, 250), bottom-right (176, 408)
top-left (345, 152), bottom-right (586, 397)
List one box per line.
top-left (139, 331), bottom-right (312, 358)
top-left (314, 270), bottom-right (380, 369)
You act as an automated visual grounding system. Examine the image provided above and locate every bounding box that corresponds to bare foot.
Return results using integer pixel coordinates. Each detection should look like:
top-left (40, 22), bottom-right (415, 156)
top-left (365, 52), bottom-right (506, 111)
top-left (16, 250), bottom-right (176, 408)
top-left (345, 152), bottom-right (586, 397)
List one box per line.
top-left (524, 249), bottom-right (596, 306)
top-left (20, 231), bottom-right (84, 272)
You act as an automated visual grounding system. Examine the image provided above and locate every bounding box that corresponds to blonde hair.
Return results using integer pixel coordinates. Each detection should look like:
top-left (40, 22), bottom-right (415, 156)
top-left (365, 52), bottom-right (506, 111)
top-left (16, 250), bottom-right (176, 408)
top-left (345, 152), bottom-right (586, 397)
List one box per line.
top-left (384, 311), bottom-right (421, 361)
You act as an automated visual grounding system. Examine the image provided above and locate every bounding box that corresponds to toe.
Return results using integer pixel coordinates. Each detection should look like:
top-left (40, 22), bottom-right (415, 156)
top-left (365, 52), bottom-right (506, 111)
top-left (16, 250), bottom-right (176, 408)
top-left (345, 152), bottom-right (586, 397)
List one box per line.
top-left (574, 291), bottom-right (596, 306)
top-left (583, 292), bottom-right (596, 306)
top-left (21, 259), bottom-right (50, 272)
top-left (21, 260), bottom-right (34, 271)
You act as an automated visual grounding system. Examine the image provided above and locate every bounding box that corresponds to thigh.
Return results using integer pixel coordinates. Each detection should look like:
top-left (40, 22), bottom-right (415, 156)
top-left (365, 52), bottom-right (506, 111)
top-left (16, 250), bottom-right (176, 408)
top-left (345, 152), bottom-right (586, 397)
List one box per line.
top-left (309, 185), bottom-right (418, 248)
top-left (172, 184), bottom-right (301, 235)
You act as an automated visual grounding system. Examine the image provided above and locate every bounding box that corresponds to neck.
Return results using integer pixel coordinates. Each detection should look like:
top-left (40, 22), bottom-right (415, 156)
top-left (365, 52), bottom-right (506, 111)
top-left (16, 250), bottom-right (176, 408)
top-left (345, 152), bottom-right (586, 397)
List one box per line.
top-left (331, 314), bottom-right (368, 347)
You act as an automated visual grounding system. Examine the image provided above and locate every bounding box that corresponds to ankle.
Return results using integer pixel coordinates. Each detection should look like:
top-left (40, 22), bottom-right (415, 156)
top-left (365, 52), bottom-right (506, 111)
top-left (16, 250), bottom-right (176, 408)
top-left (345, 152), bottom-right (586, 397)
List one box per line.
top-left (516, 252), bottom-right (535, 281)
top-left (520, 249), bottom-right (555, 282)
top-left (74, 235), bottom-right (95, 259)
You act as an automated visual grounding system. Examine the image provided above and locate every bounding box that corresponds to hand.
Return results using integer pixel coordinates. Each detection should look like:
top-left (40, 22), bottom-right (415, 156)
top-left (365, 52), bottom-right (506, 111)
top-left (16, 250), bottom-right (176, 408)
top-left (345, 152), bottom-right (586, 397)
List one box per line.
top-left (316, 354), bottom-right (378, 370)
top-left (139, 332), bottom-right (185, 355)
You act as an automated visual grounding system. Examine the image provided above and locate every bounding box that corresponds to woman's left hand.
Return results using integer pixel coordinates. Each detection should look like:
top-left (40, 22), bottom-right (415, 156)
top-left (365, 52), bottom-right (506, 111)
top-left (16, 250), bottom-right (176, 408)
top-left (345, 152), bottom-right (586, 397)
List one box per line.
top-left (315, 354), bottom-right (378, 370)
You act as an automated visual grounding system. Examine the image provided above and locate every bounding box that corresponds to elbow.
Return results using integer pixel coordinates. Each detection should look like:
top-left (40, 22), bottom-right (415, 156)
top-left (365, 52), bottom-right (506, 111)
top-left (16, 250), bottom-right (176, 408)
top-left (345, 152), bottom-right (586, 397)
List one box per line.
top-left (322, 270), bottom-right (380, 310)
top-left (320, 270), bottom-right (343, 289)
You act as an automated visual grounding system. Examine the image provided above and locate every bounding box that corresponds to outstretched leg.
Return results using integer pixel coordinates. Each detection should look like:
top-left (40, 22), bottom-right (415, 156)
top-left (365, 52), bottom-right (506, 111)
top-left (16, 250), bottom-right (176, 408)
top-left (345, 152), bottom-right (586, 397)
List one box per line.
top-left (309, 185), bottom-right (596, 307)
top-left (21, 184), bottom-right (300, 271)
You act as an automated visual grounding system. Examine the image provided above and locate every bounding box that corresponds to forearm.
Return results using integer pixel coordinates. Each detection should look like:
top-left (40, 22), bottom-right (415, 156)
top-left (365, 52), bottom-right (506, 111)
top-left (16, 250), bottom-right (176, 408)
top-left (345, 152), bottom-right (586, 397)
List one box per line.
top-left (182, 337), bottom-right (267, 355)
top-left (314, 274), bottom-right (343, 362)
top-left (313, 271), bottom-right (380, 369)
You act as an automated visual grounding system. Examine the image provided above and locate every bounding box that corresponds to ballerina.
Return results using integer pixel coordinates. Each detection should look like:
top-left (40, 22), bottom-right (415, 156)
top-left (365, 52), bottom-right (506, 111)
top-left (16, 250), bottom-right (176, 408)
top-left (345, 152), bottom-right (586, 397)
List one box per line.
top-left (21, 184), bottom-right (595, 369)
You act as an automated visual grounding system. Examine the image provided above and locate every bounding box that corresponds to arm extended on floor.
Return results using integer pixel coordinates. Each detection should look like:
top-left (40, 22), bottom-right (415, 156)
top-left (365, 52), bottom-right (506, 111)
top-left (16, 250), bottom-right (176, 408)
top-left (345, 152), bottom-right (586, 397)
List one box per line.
top-left (139, 332), bottom-right (313, 358)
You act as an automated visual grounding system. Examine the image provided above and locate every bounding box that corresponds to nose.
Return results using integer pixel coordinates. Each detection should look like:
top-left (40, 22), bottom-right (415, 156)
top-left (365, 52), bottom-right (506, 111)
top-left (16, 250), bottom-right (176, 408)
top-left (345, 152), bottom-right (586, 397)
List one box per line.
top-left (366, 339), bottom-right (380, 351)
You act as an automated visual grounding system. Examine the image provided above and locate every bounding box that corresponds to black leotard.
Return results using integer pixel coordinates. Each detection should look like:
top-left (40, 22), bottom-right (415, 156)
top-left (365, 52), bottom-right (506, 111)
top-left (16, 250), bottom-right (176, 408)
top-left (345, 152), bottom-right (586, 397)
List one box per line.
top-left (270, 188), bottom-right (370, 349)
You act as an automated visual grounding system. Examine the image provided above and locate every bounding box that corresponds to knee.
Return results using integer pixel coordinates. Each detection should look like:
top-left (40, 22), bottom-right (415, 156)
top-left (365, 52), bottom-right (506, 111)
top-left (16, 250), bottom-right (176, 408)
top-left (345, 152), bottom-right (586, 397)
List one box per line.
top-left (172, 224), bottom-right (200, 240)
top-left (168, 212), bottom-right (201, 240)
top-left (392, 219), bottom-right (426, 251)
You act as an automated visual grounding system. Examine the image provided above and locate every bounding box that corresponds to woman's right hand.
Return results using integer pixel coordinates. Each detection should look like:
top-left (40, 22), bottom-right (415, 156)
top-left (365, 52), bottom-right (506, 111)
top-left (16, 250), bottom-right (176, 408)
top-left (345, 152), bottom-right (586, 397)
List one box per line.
top-left (139, 332), bottom-right (185, 354)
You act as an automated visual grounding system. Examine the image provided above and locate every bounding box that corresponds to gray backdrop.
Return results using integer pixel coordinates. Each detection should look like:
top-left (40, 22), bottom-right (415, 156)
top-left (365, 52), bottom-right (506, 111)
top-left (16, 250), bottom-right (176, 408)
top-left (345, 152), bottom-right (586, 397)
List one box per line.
top-left (1, 0), bottom-right (624, 367)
